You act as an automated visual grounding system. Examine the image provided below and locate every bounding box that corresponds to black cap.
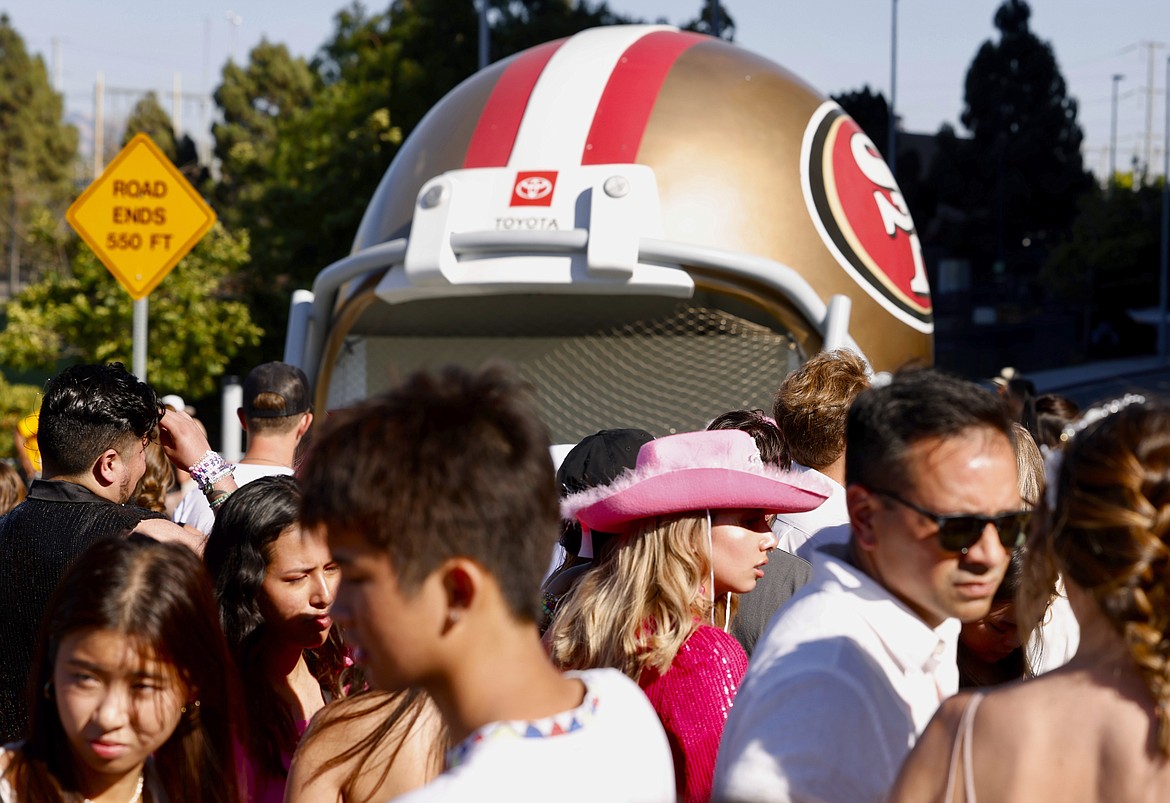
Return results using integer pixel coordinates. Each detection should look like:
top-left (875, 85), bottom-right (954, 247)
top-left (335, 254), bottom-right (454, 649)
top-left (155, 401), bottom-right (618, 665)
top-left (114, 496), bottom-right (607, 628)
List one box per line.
top-left (557, 428), bottom-right (654, 496)
top-left (242, 362), bottom-right (311, 419)
top-left (556, 428), bottom-right (654, 557)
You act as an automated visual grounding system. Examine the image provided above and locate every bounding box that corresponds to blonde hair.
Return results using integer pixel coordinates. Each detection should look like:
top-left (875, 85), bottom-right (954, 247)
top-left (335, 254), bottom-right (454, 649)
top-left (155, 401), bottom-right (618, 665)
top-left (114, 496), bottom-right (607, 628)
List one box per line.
top-left (547, 513), bottom-right (732, 680)
top-left (132, 438), bottom-right (176, 514)
top-left (0, 462), bottom-right (26, 515)
top-left (1021, 403), bottom-right (1170, 752)
top-left (1011, 423), bottom-right (1044, 509)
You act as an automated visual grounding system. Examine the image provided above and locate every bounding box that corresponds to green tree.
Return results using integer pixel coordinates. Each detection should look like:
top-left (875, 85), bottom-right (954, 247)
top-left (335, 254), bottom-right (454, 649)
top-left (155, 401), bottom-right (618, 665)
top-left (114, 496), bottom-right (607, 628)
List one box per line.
top-left (682, 0), bottom-right (735, 40)
top-left (122, 92), bottom-right (208, 208)
top-left (212, 39), bottom-right (317, 229)
top-left (122, 92), bottom-right (177, 160)
top-left (832, 85), bottom-right (890, 158)
top-left (0, 223), bottom-right (261, 397)
top-left (954, 0), bottom-right (1091, 269)
top-left (1040, 174), bottom-right (1164, 356)
top-left (214, 9), bottom-right (401, 360)
top-left (0, 14), bottom-right (79, 291)
top-left (489, 1), bottom-right (636, 58)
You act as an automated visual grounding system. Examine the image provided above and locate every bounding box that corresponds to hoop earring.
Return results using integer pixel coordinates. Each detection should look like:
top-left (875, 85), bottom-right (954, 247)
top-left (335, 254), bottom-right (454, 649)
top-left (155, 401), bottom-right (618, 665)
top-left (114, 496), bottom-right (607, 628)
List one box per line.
top-left (180, 700), bottom-right (201, 715)
top-left (43, 681), bottom-right (53, 700)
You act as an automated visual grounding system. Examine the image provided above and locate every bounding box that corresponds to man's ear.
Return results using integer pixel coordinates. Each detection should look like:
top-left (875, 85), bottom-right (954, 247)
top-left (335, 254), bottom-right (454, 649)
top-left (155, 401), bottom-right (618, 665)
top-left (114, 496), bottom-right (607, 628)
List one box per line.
top-left (93, 448), bottom-right (120, 488)
top-left (439, 559), bottom-right (479, 633)
top-left (295, 412), bottom-right (313, 439)
top-left (236, 408), bottom-right (248, 432)
top-left (847, 484), bottom-right (880, 552)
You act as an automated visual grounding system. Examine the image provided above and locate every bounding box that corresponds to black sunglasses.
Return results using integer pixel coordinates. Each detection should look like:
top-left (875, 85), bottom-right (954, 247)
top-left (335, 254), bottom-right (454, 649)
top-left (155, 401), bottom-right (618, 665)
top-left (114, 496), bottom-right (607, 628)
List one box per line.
top-left (869, 488), bottom-right (1030, 555)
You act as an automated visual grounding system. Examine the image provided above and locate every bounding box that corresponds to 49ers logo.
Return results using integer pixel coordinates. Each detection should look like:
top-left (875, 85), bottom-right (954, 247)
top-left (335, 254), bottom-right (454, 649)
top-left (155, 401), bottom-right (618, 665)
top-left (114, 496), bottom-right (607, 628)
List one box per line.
top-left (511, 171), bottom-right (557, 206)
top-left (800, 102), bottom-right (932, 332)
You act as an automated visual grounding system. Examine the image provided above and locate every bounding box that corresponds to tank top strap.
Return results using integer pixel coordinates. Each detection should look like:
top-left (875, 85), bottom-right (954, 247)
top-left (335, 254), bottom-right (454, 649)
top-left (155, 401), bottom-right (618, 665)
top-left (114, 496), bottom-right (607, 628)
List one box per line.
top-left (942, 691), bottom-right (984, 803)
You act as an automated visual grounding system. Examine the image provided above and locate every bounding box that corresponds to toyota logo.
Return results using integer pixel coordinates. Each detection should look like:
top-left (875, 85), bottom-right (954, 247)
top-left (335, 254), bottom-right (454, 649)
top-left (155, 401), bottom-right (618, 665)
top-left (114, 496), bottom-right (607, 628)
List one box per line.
top-left (515, 176), bottom-right (554, 200)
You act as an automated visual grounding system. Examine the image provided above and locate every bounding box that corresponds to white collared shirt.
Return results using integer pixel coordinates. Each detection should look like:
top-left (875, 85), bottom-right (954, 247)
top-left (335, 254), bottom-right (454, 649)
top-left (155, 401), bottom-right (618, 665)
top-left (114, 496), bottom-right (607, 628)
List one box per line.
top-left (713, 547), bottom-right (960, 803)
top-left (772, 465), bottom-right (850, 562)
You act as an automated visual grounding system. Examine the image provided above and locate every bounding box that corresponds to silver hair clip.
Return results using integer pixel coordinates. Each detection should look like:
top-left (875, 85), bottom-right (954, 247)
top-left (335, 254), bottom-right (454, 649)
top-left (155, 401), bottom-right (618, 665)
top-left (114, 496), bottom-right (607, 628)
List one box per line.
top-left (1059, 393), bottom-right (1146, 445)
top-left (1046, 393), bottom-right (1147, 510)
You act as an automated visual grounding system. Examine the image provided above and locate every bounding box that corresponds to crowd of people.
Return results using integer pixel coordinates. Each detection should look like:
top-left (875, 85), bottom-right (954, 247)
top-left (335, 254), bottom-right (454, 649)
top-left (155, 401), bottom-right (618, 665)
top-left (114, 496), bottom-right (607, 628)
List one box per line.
top-left (0, 352), bottom-right (1167, 802)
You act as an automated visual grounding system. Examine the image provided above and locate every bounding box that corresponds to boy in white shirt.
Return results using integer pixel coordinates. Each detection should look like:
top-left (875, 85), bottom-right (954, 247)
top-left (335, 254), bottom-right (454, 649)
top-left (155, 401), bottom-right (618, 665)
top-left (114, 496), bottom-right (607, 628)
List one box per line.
top-left (299, 364), bottom-right (676, 803)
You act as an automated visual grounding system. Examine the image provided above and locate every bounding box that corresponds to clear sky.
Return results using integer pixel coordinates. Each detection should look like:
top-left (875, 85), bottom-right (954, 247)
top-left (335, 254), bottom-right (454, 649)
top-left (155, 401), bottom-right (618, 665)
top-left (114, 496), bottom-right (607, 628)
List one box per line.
top-left (7, 0), bottom-right (1170, 178)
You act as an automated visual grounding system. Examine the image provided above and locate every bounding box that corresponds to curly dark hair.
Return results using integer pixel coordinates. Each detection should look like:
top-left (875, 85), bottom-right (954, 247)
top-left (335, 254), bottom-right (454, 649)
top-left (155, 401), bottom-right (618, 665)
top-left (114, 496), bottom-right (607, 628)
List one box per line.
top-left (203, 475), bottom-right (352, 780)
top-left (38, 362), bottom-right (161, 476)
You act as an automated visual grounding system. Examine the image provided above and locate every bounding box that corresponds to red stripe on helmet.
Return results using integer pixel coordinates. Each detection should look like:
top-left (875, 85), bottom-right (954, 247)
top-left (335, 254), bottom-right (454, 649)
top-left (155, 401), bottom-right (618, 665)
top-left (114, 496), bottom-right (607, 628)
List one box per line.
top-left (464, 39), bottom-right (566, 168)
top-left (581, 30), bottom-right (707, 165)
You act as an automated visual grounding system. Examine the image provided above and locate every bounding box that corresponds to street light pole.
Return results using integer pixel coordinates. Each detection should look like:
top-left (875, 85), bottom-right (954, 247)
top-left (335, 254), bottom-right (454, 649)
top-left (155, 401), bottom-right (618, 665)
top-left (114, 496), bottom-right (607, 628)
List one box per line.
top-left (477, 0), bottom-right (489, 70)
top-left (888, 0), bottom-right (898, 175)
top-left (1159, 55), bottom-right (1169, 358)
top-left (1110, 73), bottom-right (1124, 186)
top-left (225, 11), bottom-right (243, 63)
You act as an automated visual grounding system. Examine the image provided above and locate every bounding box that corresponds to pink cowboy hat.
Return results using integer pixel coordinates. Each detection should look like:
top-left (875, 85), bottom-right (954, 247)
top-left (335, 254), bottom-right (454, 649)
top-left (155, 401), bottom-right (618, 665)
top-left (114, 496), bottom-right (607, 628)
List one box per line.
top-left (561, 430), bottom-right (831, 533)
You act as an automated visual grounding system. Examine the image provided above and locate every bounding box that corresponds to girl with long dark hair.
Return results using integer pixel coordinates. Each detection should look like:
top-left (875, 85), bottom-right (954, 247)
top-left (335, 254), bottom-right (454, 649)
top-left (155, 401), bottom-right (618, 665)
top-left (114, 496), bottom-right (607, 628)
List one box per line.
top-left (202, 474), bottom-right (349, 803)
top-left (0, 535), bottom-right (241, 802)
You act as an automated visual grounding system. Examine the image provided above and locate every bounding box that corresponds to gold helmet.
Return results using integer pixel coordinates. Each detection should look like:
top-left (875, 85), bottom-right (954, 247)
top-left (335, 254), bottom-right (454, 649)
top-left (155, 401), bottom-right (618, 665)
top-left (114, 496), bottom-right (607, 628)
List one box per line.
top-left (289, 25), bottom-right (932, 441)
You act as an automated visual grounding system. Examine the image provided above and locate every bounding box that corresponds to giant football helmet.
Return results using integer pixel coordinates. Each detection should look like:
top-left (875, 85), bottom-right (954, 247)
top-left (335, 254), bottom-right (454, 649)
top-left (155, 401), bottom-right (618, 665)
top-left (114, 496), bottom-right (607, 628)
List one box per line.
top-left (286, 25), bottom-right (933, 442)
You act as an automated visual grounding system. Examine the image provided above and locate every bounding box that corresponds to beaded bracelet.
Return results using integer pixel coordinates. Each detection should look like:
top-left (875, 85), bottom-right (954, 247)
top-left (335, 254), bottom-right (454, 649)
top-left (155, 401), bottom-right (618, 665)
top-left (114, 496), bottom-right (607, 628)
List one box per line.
top-left (207, 488), bottom-right (235, 512)
top-left (189, 451), bottom-right (233, 493)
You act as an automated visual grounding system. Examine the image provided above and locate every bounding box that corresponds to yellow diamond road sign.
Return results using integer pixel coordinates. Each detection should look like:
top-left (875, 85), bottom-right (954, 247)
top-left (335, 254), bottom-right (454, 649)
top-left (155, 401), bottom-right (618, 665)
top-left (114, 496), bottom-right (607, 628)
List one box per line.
top-left (66, 133), bottom-right (216, 300)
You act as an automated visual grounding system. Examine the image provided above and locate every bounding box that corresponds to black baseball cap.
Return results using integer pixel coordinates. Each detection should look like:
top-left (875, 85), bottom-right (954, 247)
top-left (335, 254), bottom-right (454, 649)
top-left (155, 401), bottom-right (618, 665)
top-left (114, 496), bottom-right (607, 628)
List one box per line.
top-left (242, 362), bottom-right (311, 419)
top-left (557, 428), bottom-right (655, 495)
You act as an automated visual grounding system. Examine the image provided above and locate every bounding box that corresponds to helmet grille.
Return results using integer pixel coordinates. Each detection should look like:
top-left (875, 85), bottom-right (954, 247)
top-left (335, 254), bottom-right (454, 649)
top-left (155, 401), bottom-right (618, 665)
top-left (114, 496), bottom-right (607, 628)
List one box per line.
top-left (326, 300), bottom-right (800, 443)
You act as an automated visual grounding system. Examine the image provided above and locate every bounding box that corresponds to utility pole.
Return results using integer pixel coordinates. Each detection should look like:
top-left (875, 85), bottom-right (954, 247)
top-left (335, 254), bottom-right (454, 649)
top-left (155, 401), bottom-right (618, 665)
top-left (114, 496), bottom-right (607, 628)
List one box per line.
top-left (1111, 73), bottom-right (1124, 188)
top-left (226, 11), bottom-right (243, 63)
top-left (477, 1), bottom-right (489, 70)
top-left (172, 73), bottom-right (182, 136)
top-left (1160, 54), bottom-right (1169, 358)
top-left (94, 71), bottom-right (105, 178)
top-left (1141, 41), bottom-right (1167, 173)
top-left (889, 0), bottom-right (898, 175)
top-left (202, 16), bottom-right (212, 164)
top-left (51, 37), bottom-right (62, 93)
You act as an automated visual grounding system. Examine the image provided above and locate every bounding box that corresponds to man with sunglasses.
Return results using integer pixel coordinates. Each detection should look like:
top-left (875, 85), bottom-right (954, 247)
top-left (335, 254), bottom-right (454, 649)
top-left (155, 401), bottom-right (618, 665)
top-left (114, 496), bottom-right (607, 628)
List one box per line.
top-left (714, 368), bottom-right (1022, 803)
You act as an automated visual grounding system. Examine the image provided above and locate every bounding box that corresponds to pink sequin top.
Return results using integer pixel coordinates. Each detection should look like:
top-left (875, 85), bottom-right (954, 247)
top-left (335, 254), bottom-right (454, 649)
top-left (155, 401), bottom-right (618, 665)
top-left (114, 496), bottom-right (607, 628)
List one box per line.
top-left (638, 624), bottom-right (748, 803)
top-left (235, 718), bottom-right (310, 803)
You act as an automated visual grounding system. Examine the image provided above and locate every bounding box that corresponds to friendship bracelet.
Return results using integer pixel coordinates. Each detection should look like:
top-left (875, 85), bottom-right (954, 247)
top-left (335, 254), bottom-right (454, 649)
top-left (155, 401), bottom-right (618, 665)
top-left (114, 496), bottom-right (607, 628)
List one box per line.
top-left (207, 488), bottom-right (235, 512)
top-left (189, 451), bottom-right (233, 492)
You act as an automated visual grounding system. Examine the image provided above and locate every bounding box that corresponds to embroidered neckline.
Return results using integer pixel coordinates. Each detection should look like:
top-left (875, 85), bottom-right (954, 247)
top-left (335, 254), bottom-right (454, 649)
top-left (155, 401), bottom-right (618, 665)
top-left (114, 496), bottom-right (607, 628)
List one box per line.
top-left (447, 686), bottom-right (601, 769)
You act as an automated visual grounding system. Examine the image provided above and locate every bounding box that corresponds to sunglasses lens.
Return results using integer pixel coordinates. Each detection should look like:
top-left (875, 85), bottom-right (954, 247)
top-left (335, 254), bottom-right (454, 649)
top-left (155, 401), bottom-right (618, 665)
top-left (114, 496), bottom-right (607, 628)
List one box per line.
top-left (996, 513), bottom-right (1030, 549)
top-left (937, 513), bottom-right (1030, 553)
top-left (936, 517), bottom-right (985, 553)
